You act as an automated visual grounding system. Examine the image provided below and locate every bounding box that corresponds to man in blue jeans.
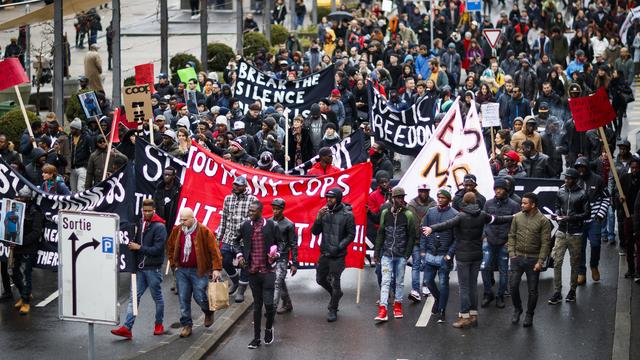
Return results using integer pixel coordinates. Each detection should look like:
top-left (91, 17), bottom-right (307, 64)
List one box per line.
top-left (407, 184), bottom-right (436, 303)
top-left (111, 199), bottom-right (168, 339)
top-left (167, 207), bottom-right (223, 338)
top-left (481, 178), bottom-right (520, 309)
top-left (374, 187), bottom-right (416, 322)
top-left (421, 188), bottom-right (457, 323)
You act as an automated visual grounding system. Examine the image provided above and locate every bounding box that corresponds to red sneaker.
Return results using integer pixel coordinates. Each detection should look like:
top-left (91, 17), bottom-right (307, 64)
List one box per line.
top-left (393, 302), bottom-right (403, 319)
top-left (111, 326), bottom-right (132, 339)
top-left (374, 305), bottom-right (388, 322)
top-left (153, 323), bottom-right (164, 335)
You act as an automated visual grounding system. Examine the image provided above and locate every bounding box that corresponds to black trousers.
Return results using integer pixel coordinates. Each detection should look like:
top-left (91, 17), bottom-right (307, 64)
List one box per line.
top-left (1, 260), bottom-right (10, 294)
top-left (248, 272), bottom-right (276, 340)
top-left (316, 255), bottom-right (345, 311)
top-left (510, 256), bottom-right (540, 316)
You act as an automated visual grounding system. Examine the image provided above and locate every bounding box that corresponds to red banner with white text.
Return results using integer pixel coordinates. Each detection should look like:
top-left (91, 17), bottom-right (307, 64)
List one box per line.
top-left (177, 142), bottom-right (372, 268)
top-left (568, 87), bottom-right (616, 131)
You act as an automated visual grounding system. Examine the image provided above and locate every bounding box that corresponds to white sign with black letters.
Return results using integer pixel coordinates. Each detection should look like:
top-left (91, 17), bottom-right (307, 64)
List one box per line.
top-left (59, 211), bottom-right (120, 325)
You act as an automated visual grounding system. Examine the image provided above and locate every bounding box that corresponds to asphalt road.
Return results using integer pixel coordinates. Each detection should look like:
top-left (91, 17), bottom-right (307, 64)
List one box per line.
top-left (209, 244), bottom-right (619, 360)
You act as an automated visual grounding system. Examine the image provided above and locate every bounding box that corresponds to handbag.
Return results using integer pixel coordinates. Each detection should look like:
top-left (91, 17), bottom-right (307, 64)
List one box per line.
top-left (207, 280), bottom-right (229, 311)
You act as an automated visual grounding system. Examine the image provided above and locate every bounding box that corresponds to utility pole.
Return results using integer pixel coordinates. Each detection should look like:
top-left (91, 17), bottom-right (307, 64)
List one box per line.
top-left (200, 0), bottom-right (208, 72)
top-left (312, 0), bottom-right (317, 25)
top-left (112, 0), bottom-right (121, 106)
top-left (53, 0), bottom-right (63, 123)
top-left (160, 0), bottom-right (168, 74)
top-left (236, 0), bottom-right (243, 55)
top-left (264, 0), bottom-right (271, 44)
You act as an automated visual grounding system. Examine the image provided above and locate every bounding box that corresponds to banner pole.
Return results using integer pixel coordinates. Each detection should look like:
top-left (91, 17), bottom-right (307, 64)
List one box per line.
top-left (148, 116), bottom-right (154, 145)
top-left (14, 85), bottom-right (35, 147)
top-left (284, 117), bottom-right (289, 173)
top-left (598, 127), bottom-right (630, 218)
top-left (356, 268), bottom-right (362, 304)
top-left (490, 127), bottom-right (495, 158)
top-left (131, 272), bottom-right (138, 316)
top-left (101, 109), bottom-right (120, 181)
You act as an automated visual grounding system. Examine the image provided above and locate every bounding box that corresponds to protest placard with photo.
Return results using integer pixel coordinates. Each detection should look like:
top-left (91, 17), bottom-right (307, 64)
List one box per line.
top-left (0, 198), bottom-right (25, 245)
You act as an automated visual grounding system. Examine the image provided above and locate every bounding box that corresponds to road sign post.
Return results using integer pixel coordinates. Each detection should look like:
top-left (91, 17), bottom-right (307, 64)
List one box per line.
top-left (58, 211), bottom-right (120, 360)
top-left (483, 29), bottom-right (502, 57)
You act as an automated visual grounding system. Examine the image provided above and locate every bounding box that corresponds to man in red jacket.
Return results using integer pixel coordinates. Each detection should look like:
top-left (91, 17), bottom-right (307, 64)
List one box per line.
top-left (308, 147), bottom-right (340, 176)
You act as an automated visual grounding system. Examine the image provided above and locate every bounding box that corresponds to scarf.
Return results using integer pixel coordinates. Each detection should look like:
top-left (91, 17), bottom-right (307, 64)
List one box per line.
top-left (181, 221), bottom-right (198, 263)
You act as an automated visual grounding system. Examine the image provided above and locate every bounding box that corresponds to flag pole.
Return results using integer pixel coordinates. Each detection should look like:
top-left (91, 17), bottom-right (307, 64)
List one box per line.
top-left (284, 117), bottom-right (289, 173)
top-left (14, 85), bottom-right (35, 147)
top-left (490, 127), bottom-right (495, 158)
top-left (598, 127), bottom-right (630, 218)
top-left (148, 115), bottom-right (154, 145)
top-left (356, 267), bottom-right (362, 304)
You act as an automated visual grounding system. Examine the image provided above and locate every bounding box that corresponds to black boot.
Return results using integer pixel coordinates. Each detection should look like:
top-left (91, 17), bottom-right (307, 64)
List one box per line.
top-left (523, 313), bottom-right (533, 327)
top-left (511, 308), bottom-right (523, 324)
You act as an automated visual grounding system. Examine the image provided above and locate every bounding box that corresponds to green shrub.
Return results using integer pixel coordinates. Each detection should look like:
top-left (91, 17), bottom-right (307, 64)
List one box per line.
top-left (123, 76), bottom-right (136, 87)
top-left (271, 24), bottom-right (289, 45)
top-left (208, 43), bottom-right (235, 72)
top-left (0, 108), bottom-right (39, 146)
top-left (243, 32), bottom-right (271, 58)
top-left (169, 53), bottom-right (202, 85)
top-left (65, 89), bottom-right (93, 121)
top-left (317, 6), bottom-right (331, 21)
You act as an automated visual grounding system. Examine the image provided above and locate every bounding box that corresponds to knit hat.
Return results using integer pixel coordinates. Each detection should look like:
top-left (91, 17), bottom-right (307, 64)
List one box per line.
top-left (505, 150), bottom-right (521, 162)
top-left (70, 118), bottom-right (83, 130)
top-left (215, 115), bottom-right (228, 126)
top-left (494, 177), bottom-right (509, 190)
top-left (437, 188), bottom-right (452, 199)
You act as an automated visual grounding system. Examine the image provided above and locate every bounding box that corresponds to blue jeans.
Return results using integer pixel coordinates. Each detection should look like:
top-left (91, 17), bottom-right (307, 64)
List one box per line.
top-left (379, 256), bottom-right (407, 306)
top-left (457, 260), bottom-right (481, 315)
top-left (580, 220), bottom-right (602, 274)
top-left (423, 253), bottom-right (451, 312)
top-left (606, 206), bottom-right (616, 242)
top-left (124, 268), bottom-right (164, 329)
top-left (480, 241), bottom-right (509, 297)
top-left (411, 246), bottom-right (424, 292)
top-left (176, 267), bottom-right (211, 327)
top-left (296, 15), bottom-right (305, 29)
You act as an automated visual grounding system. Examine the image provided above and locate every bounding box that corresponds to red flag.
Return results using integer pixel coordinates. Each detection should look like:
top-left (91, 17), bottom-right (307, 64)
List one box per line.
top-left (568, 87), bottom-right (616, 131)
top-left (0, 58), bottom-right (29, 91)
top-left (110, 108), bottom-right (121, 144)
top-left (134, 63), bottom-right (155, 94)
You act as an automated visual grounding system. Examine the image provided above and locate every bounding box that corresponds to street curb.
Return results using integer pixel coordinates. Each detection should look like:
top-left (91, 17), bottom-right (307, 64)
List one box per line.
top-left (613, 251), bottom-right (631, 360)
top-left (177, 292), bottom-right (254, 360)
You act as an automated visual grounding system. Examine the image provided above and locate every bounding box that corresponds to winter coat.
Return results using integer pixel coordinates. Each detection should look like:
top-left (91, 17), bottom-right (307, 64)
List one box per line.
top-left (429, 203), bottom-right (512, 262)
top-left (374, 207), bottom-right (417, 260)
top-left (70, 131), bottom-right (93, 169)
top-left (575, 158), bottom-right (610, 222)
top-left (153, 180), bottom-right (182, 234)
top-left (507, 209), bottom-right (552, 262)
top-left (83, 49), bottom-right (103, 92)
top-left (13, 203), bottom-right (43, 255)
top-left (272, 216), bottom-right (298, 267)
top-left (522, 152), bottom-right (556, 178)
top-left (420, 205), bottom-right (458, 257)
top-left (41, 176), bottom-right (71, 195)
top-left (555, 185), bottom-right (590, 234)
top-left (24, 148), bottom-right (47, 186)
top-left (452, 190), bottom-right (486, 211)
top-left (311, 201), bottom-right (355, 258)
top-left (85, 147), bottom-right (127, 189)
top-left (167, 222), bottom-right (223, 277)
top-left (236, 218), bottom-right (280, 267)
top-left (135, 214), bottom-right (167, 269)
top-left (483, 197), bottom-right (521, 246)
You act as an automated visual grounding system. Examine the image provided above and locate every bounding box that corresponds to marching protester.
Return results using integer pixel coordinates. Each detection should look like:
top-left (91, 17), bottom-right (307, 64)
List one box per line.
top-left (68, 118), bottom-right (92, 192)
top-left (481, 178), bottom-right (520, 309)
top-left (423, 192), bottom-right (513, 328)
top-left (85, 135), bottom-right (127, 188)
top-left (236, 201), bottom-right (280, 348)
top-left (407, 184), bottom-right (436, 303)
top-left (167, 208), bottom-right (222, 338)
top-left (549, 168), bottom-right (590, 305)
top-left (374, 187), bottom-right (417, 322)
top-left (420, 188), bottom-right (458, 323)
top-left (312, 188), bottom-right (355, 322)
top-left (508, 193), bottom-right (552, 327)
top-left (307, 147), bottom-right (340, 176)
top-left (218, 176), bottom-right (257, 303)
top-left (41, 164), bottom-right (71, 195)
top-left (270, 198), bottom-right (298, 314)
top-left (111, 199), bottom-right (167, 339)
top-left (619, 156), bottom-right (640, 279)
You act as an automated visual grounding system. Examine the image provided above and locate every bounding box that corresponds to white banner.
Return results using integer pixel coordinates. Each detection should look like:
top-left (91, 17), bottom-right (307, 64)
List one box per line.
top-left (620, 6), bottom-right (640, 45)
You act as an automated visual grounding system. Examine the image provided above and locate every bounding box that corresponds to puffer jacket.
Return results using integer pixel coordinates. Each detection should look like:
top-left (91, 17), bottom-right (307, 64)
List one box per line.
top-left (429, 203), bottom-right (512, 262)
top-left (273, 216), bottom-right (299, 267)
top-left (311, 201), bottom-right (355, 258)
top-left (135, 213), bottom-right (167, 269)
top-left (420, 205), bottom-right (458, 257)
top-left (483, 196), bottom-right (521, 246)
top-left (374, 207), bottom-right (417, 260)
top-left (555, 184), bottom-right (590, 234)
top-left (508, 209), bottom-right (553, 263)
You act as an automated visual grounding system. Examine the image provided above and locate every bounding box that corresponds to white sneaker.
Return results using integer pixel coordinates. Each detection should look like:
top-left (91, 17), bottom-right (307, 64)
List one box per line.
top-left (421, 286), bottom-right (430, 297)
top-left (408, 290), bottom-right (421, 302)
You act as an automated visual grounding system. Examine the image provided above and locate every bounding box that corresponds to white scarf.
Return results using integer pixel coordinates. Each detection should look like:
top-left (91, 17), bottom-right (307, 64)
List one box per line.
top-left (181, 222), bottom-right (198, 263)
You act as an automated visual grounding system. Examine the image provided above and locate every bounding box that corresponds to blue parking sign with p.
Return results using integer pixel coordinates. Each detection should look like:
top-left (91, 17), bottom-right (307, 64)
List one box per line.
top-left (102, 237), bottom-right (114, 254)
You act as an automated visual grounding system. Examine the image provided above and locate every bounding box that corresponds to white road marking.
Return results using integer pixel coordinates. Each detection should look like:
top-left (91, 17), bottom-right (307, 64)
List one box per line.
top-left (415, 296), bottom-right (435, 327)
top-left (35, 290), bottom-right (59, 308)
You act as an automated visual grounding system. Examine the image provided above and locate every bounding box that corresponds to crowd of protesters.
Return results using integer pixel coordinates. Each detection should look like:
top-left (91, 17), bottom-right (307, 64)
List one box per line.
top-left (3, 0), bottom-right (640, 350)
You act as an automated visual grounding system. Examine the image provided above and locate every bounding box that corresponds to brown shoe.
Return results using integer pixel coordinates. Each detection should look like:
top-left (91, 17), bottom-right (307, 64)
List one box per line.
top-left (452, 316), bottom-right (471, 329)
top-left (14, 298), bottom-right (23, 309)
top-left (469, 315), bottom-right (478, 327)
top-left (179, 325), bottom-right (192, 338)
top-left (577, 274), bottom-right (586, 286)
top-left (591, 267), bottom-right (600, 282)
top-left (204, 311), bottom-right (214, 327)
top-left (19, 303), bottom-right (30, 315)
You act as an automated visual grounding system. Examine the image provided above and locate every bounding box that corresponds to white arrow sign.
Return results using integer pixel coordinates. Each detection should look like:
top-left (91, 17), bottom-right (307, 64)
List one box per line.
top-left (483, 29), bottom-right (502, 49)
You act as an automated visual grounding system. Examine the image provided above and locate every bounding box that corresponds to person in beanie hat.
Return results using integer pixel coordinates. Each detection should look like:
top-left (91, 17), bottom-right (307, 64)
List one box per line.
top-left (407, 184), bottom-right (436, 302)
top-left (69, 118), bottom-right (93, 192)
top-left (419, 187), bottom-right (458, 323)
top-left (374, 187), bottom-right (417, 322)
top-left (453, 174), bottom-right (486, 211)
top-left (480, 177), bottom-right (520, 309)
top-left (312, 187), bottom-right (355, 322)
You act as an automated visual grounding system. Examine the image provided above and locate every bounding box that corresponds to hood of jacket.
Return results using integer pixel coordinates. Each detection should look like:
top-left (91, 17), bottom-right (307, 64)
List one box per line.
top-left (461, 203), bottom-right (482, 216)
top-left (146, 213), bottom-right (166, 225)
top-left (32, 148), bottom-right (46, 163)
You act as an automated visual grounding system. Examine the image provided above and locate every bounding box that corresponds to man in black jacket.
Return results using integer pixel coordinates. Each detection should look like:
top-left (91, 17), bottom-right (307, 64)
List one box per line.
top-left (236, 201), bottom-right (280, 349)
top-left (548, 168), bottom-right (590, 305)
top-left (0, 134), bottom-right (20, 165)
top-left (270, 198), bottom-right (298, 314)
top-left (312, 187), bottom-right (356, 322)
top-left (522, 140), bottom-right (556, 178)
top-left (10, 189), bottom-right (43, 315)
top-left (481, 178), bottom-right (520, 309)
top-left (111, 199), bottom-right (167, 339)
top-left (153, 166), bottom-right (181, 235)
top-left (452, 174), bottom-right (487, 211)
top-left (68, 118), bottom-right (93, 192)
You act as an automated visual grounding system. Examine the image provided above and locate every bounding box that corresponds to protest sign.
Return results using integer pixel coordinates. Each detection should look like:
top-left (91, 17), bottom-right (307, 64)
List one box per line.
top-left (233, 61), bottom-right (335, 118)
top-left (480, 102), bottom-right (501, 128)
top-left (368, 84), bottom-right (437, 156)
top-left (134, 63), bottom-right (156, 94)
top-left (568, 87), bottom-right (616, 131)
top-left (177, 67), bottom-right (200, 91)
top-left (178, 142), bottom-right (372, 268)
top-left (78, 91), bottom-right (102, 119)
top-left (0, 199), bottom-right (25, 245)
top-left (122, 84), bottom-right (154, 128)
